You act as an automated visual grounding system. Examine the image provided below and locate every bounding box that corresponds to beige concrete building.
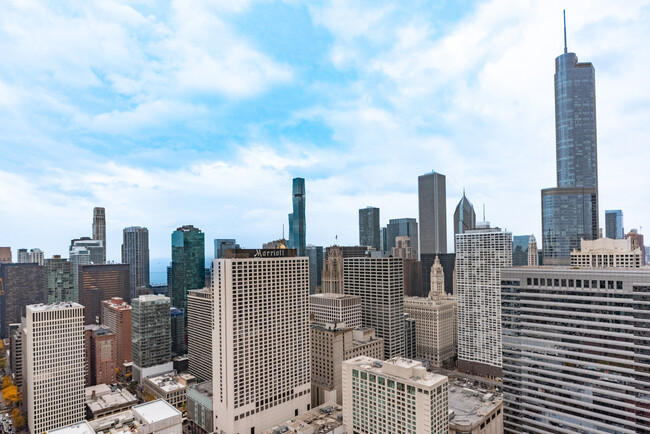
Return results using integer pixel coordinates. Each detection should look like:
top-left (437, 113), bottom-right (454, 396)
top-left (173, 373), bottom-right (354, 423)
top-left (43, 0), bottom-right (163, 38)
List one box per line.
top-left (85, 384), bottom-right (138, 420)
top-left (24, 302), bottom-right (85, 433)
top-left (448, 382), bottom-right (503, 434)
top-left (570, 237), bottom-right (643, 268)
top-left (213, 250), bottom-right (310, 434)
top-left (143, 372), bottom-right (188, 410)
top-left (187, 287), bottom-right (213, 382)
top-left (342, 356), bottom-right (448, 434)
top-left (310, 293), bottom-right (361, 329)
top-left (392, 236), bottom-right (417, 259)
top-left (311, 323), bottom-right (384, 407)
top-left (404, 256), bottom-right (457, 368)
top-left (322, 246), bottom-right (344, 294)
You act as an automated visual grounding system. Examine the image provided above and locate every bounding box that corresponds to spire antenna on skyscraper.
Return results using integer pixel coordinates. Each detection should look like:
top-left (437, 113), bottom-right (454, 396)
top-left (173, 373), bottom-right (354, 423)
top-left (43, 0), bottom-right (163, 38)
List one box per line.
top-left (562, 9), bottom-right (567, 54)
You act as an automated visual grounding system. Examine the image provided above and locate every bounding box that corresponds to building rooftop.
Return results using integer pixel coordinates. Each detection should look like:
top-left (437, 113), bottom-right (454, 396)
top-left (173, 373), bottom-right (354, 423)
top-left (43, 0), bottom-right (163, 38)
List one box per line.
top-left (134, 294), bottom-right (169, 302)
top-left (144, 372), bottom-right (186, 393)
top-left (132, 399), bottom-right (181, 423)
top-left (28, 301), bottom-right (83, 311)
top-left (263, 402), bottom-right (343, 434)
top-left (190, 380), bottom-right (213, 397)
top-left (310, 293), bottom-right (360, 301)
top-left (85, 384), bottom-right (137, 416)
top-left (47, 421), bottom-right (95, 434)
top-left (448, 381), bottom-right (502, 430)
top-left (103, 298), bottom-right (131, 310)
top-left (345, 356), bottom-right (447, 388)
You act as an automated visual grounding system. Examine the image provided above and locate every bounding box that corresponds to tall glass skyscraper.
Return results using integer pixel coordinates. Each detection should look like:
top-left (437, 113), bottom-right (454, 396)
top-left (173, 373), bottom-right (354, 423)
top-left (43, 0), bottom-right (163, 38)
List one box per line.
top-left (605, 209), bottom-right (624, 239)
top-left (542, 20), bottom-right (598, 264)
top-left (358, 206), bottom-right (380, 250)
top-left (290, 178), bottom-right (306, 256)
top-left (453, 190), bottom-right (476, 251)
top-left (170, 225), bottom-right (205, 321)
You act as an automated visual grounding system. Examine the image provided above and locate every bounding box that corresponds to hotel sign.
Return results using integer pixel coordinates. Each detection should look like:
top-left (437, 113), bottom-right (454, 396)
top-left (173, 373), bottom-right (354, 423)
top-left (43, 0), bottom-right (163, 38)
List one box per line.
top-left (225, 249), bottom-right (297, 259)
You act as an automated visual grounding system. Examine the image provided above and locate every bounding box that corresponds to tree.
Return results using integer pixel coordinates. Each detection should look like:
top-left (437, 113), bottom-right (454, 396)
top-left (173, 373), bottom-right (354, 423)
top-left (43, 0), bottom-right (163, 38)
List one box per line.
top-left (2, 375), bottom-right (12, 389)
top-left (2, 385), bottom-right (20, 404)
top-left (11, 409), bottom-right (25, 429)
top-left (0, 358), bottom-right (5, 369)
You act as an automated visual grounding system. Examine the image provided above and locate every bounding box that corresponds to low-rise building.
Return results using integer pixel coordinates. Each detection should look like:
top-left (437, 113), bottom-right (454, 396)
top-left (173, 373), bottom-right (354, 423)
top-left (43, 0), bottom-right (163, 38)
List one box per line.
top-left (342, 356), bottom-right (449, 434)
top-left (142, 372), bottom-right (188, 410)
top-left (448, 381), bottom-right (503, 434)
top-left (84, 384), bottom-right (138, 420)
top-left (88, 399), bottom-right (182, 434)
top-left (263, 402), bottom-right (344, 434)
top-left (47, 421), bottom-right (96, 434)
top-left (187, 381), bottom-right (213, 434)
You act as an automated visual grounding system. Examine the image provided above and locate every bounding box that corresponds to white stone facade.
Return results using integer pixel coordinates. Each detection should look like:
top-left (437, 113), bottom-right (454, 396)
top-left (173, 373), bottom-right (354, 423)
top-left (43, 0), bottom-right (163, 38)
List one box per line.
top-left (456, 226), bottom-right (512, 374)
top-left (25, 303), bottom-right (85, 433)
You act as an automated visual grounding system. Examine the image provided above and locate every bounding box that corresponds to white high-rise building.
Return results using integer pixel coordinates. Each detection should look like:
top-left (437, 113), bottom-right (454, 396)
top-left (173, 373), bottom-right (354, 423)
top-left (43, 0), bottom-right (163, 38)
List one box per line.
top-left (24, 302), bottom-right (85, 433)
top-left (343, 257), bottom-right (405, 360)
top-left (213, 249), bottom-right (311, 433)
top-left (527, 234), bottom-right (538, 266)
top-left (342, 356), bottom-right (449, 434)
top-left (309, 293), bottom-right (362, 328)
top-left (188, 287), bottom-right (213, 382)
top-left (456, 223), bottom-right (512, 377)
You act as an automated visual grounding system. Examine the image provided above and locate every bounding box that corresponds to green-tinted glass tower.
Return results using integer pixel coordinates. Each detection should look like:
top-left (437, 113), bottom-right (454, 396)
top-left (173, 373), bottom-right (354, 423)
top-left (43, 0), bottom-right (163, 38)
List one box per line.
top-left (170, 225), bottom-right (205, 323)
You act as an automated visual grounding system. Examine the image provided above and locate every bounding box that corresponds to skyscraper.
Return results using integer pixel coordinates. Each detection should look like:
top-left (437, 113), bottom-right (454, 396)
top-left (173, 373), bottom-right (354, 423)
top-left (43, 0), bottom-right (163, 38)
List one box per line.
top-left (44, 255), bottom-right (74, 303)
top-left (214, 238), bottom-right (240, 259)
top-left (93, 207), bottom-right (106, 264)
top-left (418, 171), bottom-right (447, 255)
top-left (344, 257), bottom-right (405, 360)
top-left (605, 209), bottom-right (624, 239)
top-left (542, 18), bottom-right (598, 264)
top-left (453, 190), bottom-right (476, 249)
top-left (122, 226), bottom-right (150, 298)
top-left (290, 177), bottom-right (306, 256)
top-left (305, 245), bottom-right (323, 294)
top-left (79, 263), bottom-right (130, 324)
top-left (132, 294), bottom-right (172, 380)
top-left (527, 234), bottom-right (538, 265)
top-left (512, 235), bottom-right (531, 266)
top-left (321, 245), bottom-right (344, 294)
top-left (170, 306), bottom-right (186, 356)
top-left (24, 302), bottom-right (85, 433)
top-left (386, 218), bottom-right (419, 254)
top-left (456, 223), bottom-right (512, 377)
top-left (0, 263), bottom-right (45, 338)
top-left (213, 249), bottom-right (310, 433)
top-left (170, 225), bottom-right (205, 321)
top-left (358, 206), bottom-right (380, 250)
top-left (187, 287), bottom-right (213, 382)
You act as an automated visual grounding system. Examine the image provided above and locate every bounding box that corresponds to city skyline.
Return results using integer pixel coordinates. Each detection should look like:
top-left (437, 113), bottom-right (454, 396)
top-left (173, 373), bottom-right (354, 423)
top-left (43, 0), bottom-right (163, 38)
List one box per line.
top-left (1, 2), bottom-right (649, 263)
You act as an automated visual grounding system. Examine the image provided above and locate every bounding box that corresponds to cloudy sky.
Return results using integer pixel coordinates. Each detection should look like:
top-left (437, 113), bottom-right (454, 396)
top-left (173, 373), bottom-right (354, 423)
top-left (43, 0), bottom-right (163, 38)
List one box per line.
top-left (1, 0), bottom-right (649, 275)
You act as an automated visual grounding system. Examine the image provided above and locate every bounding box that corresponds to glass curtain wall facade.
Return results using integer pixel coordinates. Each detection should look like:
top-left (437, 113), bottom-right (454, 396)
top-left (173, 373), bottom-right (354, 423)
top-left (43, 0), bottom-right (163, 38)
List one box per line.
top-left (170, 225), bottom-right (205, 320)
top-left (291, 178), bottom-right (306, 257)
top-left (358, 207), bottom-right (380, 250)
top-left (542, 43), bottom-right (599, 265)
top-left (605, 210), bottom-right (624, 239)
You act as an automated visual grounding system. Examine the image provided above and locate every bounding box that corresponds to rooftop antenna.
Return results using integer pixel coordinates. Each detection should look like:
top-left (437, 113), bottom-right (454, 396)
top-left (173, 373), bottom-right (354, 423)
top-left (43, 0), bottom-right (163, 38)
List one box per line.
top-left (562, 9), bottom-right (567, 54)
top-left (483, 203), bottom-right (486, 221)
top-left (282, 224), bottom-right (285, 239)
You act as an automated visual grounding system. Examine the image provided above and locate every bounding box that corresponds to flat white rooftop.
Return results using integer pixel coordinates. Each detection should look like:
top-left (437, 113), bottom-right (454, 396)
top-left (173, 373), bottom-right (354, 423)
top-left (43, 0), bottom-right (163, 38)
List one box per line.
top-left (29, 301), bottom-right (83, 311)
top-left (145, 373), bottom-right (186, 392)
top-left (47, 421), bottom-right (95, 434)
top-left (133, 399), bottom-right (181, 423)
